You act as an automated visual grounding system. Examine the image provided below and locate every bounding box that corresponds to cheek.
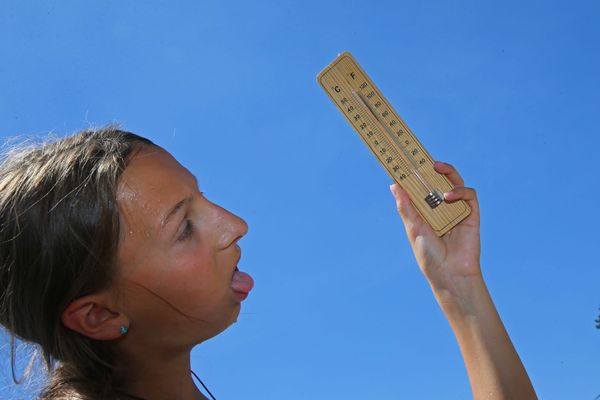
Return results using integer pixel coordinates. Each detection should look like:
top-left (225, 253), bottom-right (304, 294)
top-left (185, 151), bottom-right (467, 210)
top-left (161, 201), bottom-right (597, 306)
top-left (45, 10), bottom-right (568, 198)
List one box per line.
top-left (141, 247), bottom-right (230, 319)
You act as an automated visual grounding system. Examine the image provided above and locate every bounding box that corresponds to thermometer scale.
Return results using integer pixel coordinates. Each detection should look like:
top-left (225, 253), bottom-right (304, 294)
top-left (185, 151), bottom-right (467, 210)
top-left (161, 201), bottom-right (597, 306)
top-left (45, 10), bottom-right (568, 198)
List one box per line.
top-left (317, 52), bottom-right (470, 236)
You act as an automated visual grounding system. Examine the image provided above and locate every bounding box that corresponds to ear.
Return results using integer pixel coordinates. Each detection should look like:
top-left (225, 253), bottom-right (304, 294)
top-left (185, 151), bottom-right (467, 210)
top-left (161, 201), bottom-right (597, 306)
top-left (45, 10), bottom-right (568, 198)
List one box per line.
top-left (61, 292), bottom-right (129, 341)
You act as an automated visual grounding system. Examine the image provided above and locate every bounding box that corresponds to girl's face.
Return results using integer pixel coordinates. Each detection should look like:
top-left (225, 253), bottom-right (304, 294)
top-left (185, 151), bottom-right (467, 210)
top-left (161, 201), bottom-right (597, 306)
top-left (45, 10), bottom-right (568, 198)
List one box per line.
top-left (115, 145), bottom-right (252, 345)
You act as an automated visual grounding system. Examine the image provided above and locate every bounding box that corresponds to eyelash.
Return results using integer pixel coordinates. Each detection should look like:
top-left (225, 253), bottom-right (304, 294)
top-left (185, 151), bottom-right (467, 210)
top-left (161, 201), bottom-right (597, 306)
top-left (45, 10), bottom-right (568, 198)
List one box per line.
top-left (176, 191), bottom-right (204, 242)
top-left (177, 218), bottom-right (194, 242)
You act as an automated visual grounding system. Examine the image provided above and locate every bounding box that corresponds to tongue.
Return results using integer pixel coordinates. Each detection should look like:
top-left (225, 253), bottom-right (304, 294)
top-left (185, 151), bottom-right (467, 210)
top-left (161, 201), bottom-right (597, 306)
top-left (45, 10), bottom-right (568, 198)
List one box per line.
top-left (232, 270), bottom-right (254, 294)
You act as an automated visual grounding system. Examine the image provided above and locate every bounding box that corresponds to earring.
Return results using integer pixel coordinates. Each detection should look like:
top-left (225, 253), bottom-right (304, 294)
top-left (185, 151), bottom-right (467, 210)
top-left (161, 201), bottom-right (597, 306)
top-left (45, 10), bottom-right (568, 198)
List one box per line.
top-left (119, 325), bottom-right (129, 335)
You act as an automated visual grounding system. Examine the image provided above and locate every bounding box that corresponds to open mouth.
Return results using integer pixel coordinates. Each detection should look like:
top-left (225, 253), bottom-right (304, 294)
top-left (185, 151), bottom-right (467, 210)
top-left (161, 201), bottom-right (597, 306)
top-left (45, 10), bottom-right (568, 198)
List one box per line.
top-left (231, 267), bottom-right (254, 295)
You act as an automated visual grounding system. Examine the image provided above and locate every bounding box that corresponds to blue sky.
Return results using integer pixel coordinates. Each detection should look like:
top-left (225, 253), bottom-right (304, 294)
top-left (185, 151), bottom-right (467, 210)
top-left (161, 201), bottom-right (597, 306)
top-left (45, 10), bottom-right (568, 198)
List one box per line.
top-left (1, 0), bottom-right (599, 398)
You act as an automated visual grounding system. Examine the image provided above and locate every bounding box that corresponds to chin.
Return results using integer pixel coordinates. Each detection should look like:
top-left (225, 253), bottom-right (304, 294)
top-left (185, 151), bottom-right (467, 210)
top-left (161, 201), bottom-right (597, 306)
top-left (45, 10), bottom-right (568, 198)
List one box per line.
top-left (229, 302), bottom-right (242, 324)
top-left (210, 304), bottom-right (243, 339)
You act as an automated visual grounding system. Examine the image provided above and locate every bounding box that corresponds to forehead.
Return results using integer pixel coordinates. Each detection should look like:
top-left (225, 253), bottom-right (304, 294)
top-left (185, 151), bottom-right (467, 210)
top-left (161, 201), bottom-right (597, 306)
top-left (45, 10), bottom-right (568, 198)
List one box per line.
top-left (116, 146), bottom-right (195, 232)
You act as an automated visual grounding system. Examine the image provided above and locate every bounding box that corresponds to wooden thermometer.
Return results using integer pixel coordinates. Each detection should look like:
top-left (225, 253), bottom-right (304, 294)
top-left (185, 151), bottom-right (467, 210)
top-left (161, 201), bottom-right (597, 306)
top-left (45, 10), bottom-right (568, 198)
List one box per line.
top-left (317, 52), bottom-right (470, 236)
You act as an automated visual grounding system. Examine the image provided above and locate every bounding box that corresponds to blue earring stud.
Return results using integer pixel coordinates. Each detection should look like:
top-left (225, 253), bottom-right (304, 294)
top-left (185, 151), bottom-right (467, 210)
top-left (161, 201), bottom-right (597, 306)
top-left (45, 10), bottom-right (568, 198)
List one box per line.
top-left (119, 325), bottom-right (129, 335)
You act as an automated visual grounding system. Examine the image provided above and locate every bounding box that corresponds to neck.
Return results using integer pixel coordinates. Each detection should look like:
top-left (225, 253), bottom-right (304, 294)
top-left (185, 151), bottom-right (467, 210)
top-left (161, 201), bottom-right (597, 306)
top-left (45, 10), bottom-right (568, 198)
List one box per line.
top-left (115, 344), bottom-right (208, 400)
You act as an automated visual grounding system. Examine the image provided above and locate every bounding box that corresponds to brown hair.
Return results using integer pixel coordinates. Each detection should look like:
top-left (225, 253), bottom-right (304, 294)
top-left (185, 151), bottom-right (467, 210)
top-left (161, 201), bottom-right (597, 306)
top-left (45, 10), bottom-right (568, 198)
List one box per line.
top-left (0, 125), bottom-right (154, 399)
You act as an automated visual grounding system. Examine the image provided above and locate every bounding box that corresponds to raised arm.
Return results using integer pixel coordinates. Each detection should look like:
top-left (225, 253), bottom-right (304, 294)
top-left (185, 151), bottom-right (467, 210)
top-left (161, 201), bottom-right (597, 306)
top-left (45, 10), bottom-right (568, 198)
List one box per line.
top-left (389, 161), bottom-right (537, 400)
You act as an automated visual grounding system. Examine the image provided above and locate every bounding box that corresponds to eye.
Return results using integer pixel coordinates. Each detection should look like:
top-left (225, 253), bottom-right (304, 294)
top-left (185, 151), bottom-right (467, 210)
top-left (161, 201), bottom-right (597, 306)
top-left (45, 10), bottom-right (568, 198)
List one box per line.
top-left (177, 218), bottom-right (194, 242)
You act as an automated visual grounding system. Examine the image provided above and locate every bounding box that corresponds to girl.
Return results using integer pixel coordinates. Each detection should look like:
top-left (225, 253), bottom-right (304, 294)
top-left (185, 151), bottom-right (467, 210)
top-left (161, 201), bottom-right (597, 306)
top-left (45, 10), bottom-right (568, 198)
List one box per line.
top-left (0, 126), bottom-right (537, 399)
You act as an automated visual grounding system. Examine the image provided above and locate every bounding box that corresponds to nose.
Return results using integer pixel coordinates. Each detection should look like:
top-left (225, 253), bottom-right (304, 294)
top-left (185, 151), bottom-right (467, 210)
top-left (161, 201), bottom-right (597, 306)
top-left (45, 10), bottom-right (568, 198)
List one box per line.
top-left (213, 203), bottom-right (248, 249)
top-left (231, 213), bottom-right (248, 243)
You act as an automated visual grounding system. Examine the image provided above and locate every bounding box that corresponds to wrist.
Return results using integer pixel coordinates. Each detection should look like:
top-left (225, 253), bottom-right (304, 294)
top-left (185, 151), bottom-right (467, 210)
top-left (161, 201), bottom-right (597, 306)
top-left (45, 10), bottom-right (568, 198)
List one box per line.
top-left (430, 271), bottom-right (491, 320)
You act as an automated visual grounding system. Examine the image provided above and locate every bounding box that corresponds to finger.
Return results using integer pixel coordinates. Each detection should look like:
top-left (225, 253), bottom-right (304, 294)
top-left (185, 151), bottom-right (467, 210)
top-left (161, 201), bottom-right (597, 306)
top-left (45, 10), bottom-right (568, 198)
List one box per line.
top-left (443, 186), bottom-right (475, 202)
top-left (434, 161), bottom-right (464, 187)
top-left (389, 183), bottom-right (427, 241)
top-left (444, 186), bottom-right (480, 216)
top-left (390, 183), bottom-right (417, 221)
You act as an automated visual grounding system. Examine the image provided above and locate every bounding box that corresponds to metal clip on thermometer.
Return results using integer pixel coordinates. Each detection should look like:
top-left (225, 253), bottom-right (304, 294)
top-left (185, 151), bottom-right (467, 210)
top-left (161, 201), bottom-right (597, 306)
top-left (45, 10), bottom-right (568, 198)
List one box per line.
top-left (317, 52), bottom-right (470, 236)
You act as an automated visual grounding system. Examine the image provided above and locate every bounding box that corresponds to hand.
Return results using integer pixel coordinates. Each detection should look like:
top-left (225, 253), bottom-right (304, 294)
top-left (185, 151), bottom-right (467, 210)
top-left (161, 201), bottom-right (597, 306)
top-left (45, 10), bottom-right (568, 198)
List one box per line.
top-left (389, 161), bottom-right (481, 306)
